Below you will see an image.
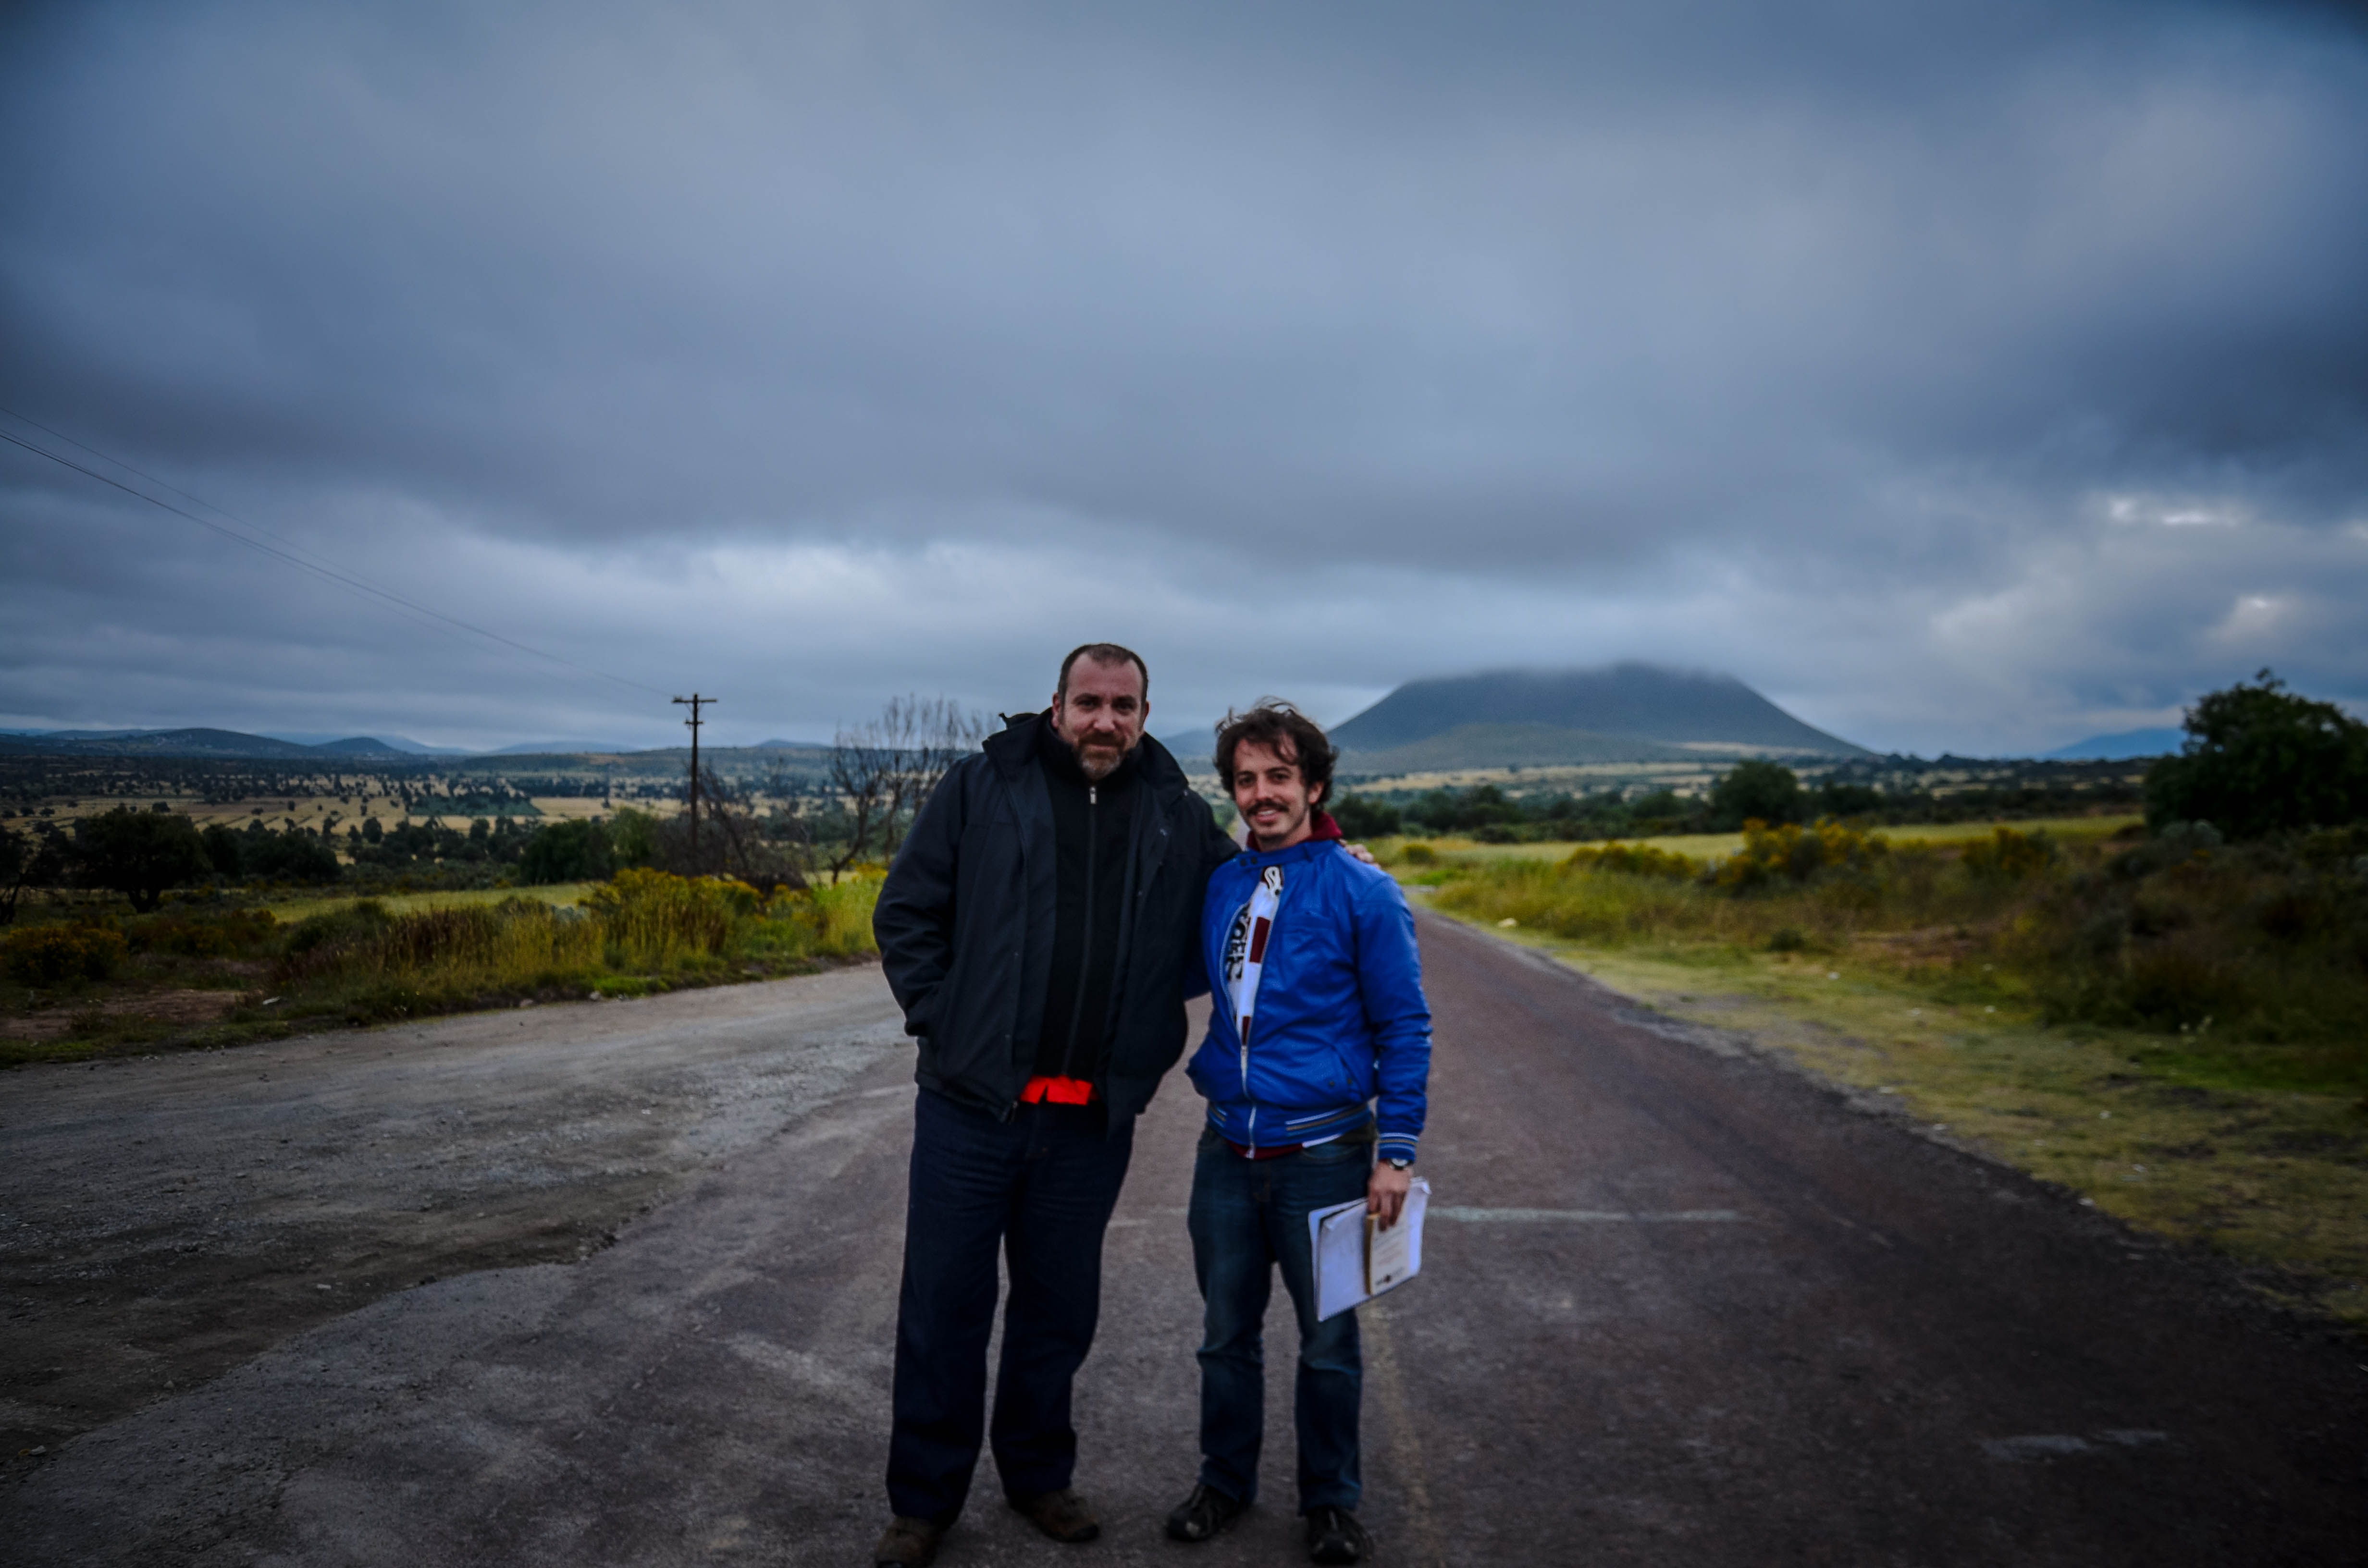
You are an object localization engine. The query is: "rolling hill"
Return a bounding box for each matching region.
[1330,665,1869,772]
[2041,728,2183,761]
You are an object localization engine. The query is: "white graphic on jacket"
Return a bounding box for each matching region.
[1222,865,1284,1135]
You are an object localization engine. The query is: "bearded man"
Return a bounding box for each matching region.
[868,643,1240,1567]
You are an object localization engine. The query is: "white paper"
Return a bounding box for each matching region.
[1308,1177,1430,1322]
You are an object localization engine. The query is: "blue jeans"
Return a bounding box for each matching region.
[886,1088,1135,1523]
[1187,1125,1370,1513]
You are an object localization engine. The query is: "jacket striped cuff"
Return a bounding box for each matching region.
[1377,1133,1419,1164]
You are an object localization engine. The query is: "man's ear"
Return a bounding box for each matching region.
[1308,779,1327,808]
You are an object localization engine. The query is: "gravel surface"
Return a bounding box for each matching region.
[0,966,902,1471]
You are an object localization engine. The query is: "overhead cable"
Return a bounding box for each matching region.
[0,410,670,701]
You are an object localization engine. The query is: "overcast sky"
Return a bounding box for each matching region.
[3,0,2364,756]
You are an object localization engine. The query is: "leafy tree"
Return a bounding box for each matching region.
[200,823,245,878]
[2146,669,2368,839]
[1709,760,1803,829]
[519,818,614,883]
[1813,779,1885,818]
[608,808,660,869]
[73,806,212,912]
[0,824,68,925]
[242,828,344,884]
[1330,794,1402,838]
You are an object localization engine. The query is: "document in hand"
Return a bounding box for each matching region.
[1308,1177,1431,1322]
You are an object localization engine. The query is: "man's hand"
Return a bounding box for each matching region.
[1345,842,1380,867]
[1368,1161,1412,1228]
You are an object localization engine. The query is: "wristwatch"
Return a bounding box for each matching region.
[1385,1156,1414,1171]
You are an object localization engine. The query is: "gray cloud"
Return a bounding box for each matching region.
[3,0,2365,754]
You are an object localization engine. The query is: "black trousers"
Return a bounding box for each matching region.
[885,1088,1135,1523]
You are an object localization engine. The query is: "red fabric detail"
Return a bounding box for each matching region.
[1223,1138,1304,1161]
[1245,810,1344,852]
[1020,1075,1098,1106]
[1247,915,1271,965]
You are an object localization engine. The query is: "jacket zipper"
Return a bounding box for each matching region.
[1242,857,1255,1150]
[1059,783,1098,1079]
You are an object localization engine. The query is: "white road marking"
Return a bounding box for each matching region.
[1432,1206,1747,1223]
[1982,1430,2169,1461]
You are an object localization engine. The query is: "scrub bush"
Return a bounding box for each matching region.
[2,923,129,985]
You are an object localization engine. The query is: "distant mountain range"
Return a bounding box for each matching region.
[263,732,476,756]
[0,727,420,761]
[1328,664,1870,774]
[2041,727,2183,761]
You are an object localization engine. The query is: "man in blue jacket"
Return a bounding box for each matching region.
[1166,702,1432,1566]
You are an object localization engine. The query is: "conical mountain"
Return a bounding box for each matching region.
[1331,664,1867,771]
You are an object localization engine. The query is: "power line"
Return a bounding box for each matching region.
[0,411,673,702]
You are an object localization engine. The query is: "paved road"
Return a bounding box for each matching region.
[5,914,2362,1565]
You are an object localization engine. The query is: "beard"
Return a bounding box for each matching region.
[1072,735,1128,781]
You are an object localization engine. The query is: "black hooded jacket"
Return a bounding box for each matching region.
[873,712,1241,1123]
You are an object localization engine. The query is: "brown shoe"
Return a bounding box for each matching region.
[1007,1487,1100,1543]
[872,1515,948,1567]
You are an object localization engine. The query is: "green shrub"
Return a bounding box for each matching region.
[1712,818,1888,892]
[279,899,603,995]
[1960,826,2056,882]
[124,906,279,958]
[1563,841,1698,880]
[283,899,395,960]
[586,868,753,970]
[2,923,130,985]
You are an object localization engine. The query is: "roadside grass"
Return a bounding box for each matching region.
[0,871,880,1067]
[257,882,598,923]
[1385,813,2142,867]
[1404,818,2368,1327]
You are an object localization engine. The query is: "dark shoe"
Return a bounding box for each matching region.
[872,1515,947,1568]
[1008,1487,1100,1544]
[1304,1505,1372,1565]
[1165,1482,1248,1543]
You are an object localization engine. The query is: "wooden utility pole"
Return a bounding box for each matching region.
[673,694,715,870]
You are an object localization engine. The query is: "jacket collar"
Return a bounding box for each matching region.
[988,710,1187,797]
[1239,812,1344,866]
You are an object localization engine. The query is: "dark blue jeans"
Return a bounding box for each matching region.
[886,1088,1135,1524]
[1187,1125,1370,1513]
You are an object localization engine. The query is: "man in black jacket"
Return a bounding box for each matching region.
[870,643,1239,1567]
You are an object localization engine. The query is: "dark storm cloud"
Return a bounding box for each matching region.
[1,0,2364,752]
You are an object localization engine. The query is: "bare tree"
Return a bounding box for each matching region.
[825,696,988,880]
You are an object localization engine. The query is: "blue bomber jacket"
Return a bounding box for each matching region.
[1187,833,1432,1164]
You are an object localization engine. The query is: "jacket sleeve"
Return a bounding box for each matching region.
[873,762,969,1039]
[1353,874,1432,1164]
[1179,798,1241,1003]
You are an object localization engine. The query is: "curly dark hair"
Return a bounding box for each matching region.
[1213,701,1336,806]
